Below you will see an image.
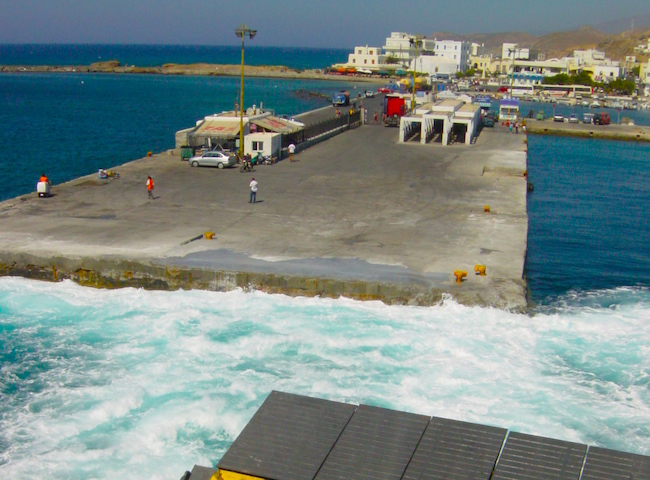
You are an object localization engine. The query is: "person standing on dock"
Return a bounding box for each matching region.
[249,177,258,203]
[146,176,154,200]
[288,143,296,162]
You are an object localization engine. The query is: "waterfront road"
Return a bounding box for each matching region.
[0,119,528,309]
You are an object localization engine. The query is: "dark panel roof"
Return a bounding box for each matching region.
[217,391,356,480]
[491,431,587,480]
[402,416,508,480]
[581,446,650,480]
[314,404,430,480]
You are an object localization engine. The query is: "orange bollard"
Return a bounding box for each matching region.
[453,270,467,283]
[484,205,491,213]
[474,265,486,276]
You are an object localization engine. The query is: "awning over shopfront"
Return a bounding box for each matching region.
[250,116,303,134]
[191,120,242,139]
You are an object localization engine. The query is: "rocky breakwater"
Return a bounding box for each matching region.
[0,60,381,82]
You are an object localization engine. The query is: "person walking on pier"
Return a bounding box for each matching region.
[146,176,154,200]
[288,143,296,162]
[249,177,258,203]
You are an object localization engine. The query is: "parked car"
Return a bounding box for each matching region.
[594,112,611,125]
[365,90,375,98]
[189,151,237,169]
[481,116,495,128]
[553,114,565,122]
[568,114,579,124]
[583,113,595,124]
[536,110,545,121]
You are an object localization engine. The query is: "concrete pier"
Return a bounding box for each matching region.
[0,106,528,310]
[527,120,650,142]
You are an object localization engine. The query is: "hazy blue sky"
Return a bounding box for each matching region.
[0,0,648,48]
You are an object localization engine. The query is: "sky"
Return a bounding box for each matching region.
[0,0,648,48]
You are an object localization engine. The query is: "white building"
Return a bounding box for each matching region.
[347,45,385,69]
[433,40,471,73]
[382,32,435,68]
[502,43,529,60]
[470,42,485,56]
[588,62,621,82]
[411,56,460,77]
[634,39,650,54]
[573,49,606,66]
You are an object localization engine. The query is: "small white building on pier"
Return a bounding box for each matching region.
[399,99,481,146]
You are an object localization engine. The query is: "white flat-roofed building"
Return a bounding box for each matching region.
[634,39,650,54]
[471,43,485,56]
[433,40,471,73]
[347,45,385,69]
[573,49,606,66]
[411,56,461,76]
[502,43,529,60]
[588,63,621,82]
[383,32,435,68]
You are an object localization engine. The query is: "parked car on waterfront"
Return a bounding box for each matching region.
[536,110,545,121]
[553,114,565,122]
[568,114,579,124]
[594,112,611,125]
[365,90,375,98]
[188,151,237,169]
[583,113,594,124]
[481,116,495,128]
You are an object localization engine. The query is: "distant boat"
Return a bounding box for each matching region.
[589,101,600,108]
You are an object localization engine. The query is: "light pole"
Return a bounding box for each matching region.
[409,35,424,112]
[235,23,256,157]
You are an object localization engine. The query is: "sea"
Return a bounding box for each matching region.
[1,45,650,479]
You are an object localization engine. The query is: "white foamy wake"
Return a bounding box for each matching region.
[0,278,649,479]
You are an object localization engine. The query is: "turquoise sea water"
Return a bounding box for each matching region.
[1,53,650,477]
[0,73,361,202]
[0,44,350,70]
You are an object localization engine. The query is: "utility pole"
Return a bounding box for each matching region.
[409,35,425,112]
[508,46,519,97]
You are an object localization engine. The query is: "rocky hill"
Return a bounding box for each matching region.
[430,26,649,61]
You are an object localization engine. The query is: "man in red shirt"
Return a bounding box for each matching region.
[146,176,154,200]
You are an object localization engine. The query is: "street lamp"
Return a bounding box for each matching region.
[235,23,257,157]
[409,35,424,112]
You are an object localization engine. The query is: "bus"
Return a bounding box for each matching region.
[511,85,535,97]
[499,98,520,122]
[539,84,592,97]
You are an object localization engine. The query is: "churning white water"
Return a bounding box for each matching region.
[1,278,649,479]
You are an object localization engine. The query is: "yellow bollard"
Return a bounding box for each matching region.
[474,264,486,276]
[453,270,467,283]
[483,205,490,213]
[147,151,153,157]
[204,231,215,240]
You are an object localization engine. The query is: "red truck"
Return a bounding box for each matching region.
[383,94,406,127]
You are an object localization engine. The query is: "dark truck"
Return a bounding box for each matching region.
[383,94,406,127]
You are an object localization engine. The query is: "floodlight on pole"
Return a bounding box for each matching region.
[235,23,257,157]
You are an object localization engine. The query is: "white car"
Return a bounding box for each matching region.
[365,90,375,98]
[188,151,236,169]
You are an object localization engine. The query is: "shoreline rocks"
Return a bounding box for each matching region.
[0,61,384,83]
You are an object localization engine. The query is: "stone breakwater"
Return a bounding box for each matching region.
[0,60,382,82]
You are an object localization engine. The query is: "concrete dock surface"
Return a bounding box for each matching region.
[0,121,528,310]
[527,119,650,142]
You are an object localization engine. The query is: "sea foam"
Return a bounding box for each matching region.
[1,278,649,479]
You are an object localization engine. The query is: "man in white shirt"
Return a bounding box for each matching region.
[288,143,296,162]
[249,177,258,203]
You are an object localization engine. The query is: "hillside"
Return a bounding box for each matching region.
[430,26,649,62]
